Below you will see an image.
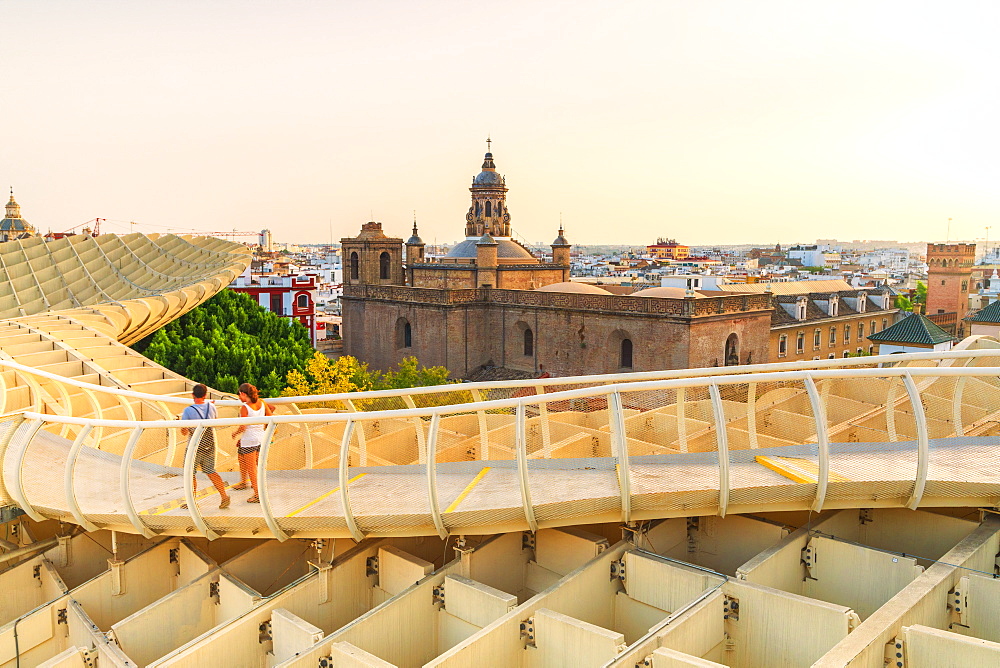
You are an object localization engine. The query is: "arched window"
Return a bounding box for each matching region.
[350,252,359,280]
[882,318,888,331]
[796,332,805,353]
[829,326,836,345]
[725,333,739,366]
[475,201,481,217]
[523,328,533,356]
[871,320,877,335]
[485,201,492,217]
[843,325,850,344]
[620,338,633,368]
[778,335,787,357]
[296,294,308,309]
[379,252,390,280]
[395,318,412,349]
[858,322,864,340]
[813,329,821,349]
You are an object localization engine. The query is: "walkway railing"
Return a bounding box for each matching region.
[2,360,998,541]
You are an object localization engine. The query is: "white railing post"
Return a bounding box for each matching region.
[256,422,289,542]
[886,377,899,442]
[5,419,46,522]
[338,420,365,542]
[402,395,427,464]
[120,426,155,539]
[344,400,367,466]
[952,357,975,436]
[181,425,219,540]
[902,372,929,509]
[425,414,448,539]
[64,424,98,532]
[708,383,730,517]
[676,387,688,452]
[536,384,552,455]
[470,389,490,460]
[804,376,830,512]
[515,401,537,533]
[609,391,631,524]
[287,403,314,469]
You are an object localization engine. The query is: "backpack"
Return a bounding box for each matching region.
[191,404,215,453]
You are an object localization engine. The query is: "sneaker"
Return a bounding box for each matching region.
[219,496,231,510]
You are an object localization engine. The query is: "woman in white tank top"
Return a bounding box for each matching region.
[232,382,274,503]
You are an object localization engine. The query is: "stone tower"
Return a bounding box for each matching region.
[465,139,511,239]
[341,221,404,287]
[926,242,975,318]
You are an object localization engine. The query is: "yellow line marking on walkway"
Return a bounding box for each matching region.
[444,467,491,514]
[141,483,236,516]
[284,473,368,518]
[755,456,852,484]
[781,457,852,483]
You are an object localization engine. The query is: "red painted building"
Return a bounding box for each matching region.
[230,273,319,346]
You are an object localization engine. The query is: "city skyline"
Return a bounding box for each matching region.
[3,1,999,245]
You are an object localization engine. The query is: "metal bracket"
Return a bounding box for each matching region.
[611,558,626,582]
[310,560,334,604]
[169,547,179,564]
[885,636,905,668]
[318,657,333,668]
[109,558,126,596]
[723,595,740,621]
[366,555,379,578]
[801,540,816,578]
[522,531,536,551]
[258,619,272,643]
[860,508,873,525]
[53,535,71,568]
[432,584,445,608]
[947,577,969,628]
[57,608,68,625]
[520,616,535,648]
[636,656,653,667]
[209,581,220,603]
[33,564,41,587]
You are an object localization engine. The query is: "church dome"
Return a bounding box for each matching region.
[445,237,534,260]
[536,282,610,295]
[631,286,704,299]
[472,152,505,187]
[1,191,35,236]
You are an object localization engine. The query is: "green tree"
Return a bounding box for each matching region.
[134,289,315,397]
[282,353,462,408]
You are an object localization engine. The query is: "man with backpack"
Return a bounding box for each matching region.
[180,384,231,509]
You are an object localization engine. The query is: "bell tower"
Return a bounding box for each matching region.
[465,138,511,238]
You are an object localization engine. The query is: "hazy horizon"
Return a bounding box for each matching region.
[4,1,998,246]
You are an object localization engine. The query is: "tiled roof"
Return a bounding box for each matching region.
[968,300,1000,323]
[868,313,956,345]
[717,279,853,295]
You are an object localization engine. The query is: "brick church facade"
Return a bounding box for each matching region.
[341,146,774,379]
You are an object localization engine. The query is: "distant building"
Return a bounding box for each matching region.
[230,273,319,346]
[258,229,274,252]
[740,280,898,360]
[868,312,956,354]
[0,190,36,242]
[341,146,773,378]
[646,238,690,261]
[925,243,975,337]
[786,244,840,268]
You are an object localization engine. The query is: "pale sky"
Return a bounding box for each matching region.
[3,1,999,246]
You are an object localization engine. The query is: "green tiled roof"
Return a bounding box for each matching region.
[969,300,1000,323]
[868,313,956,345]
